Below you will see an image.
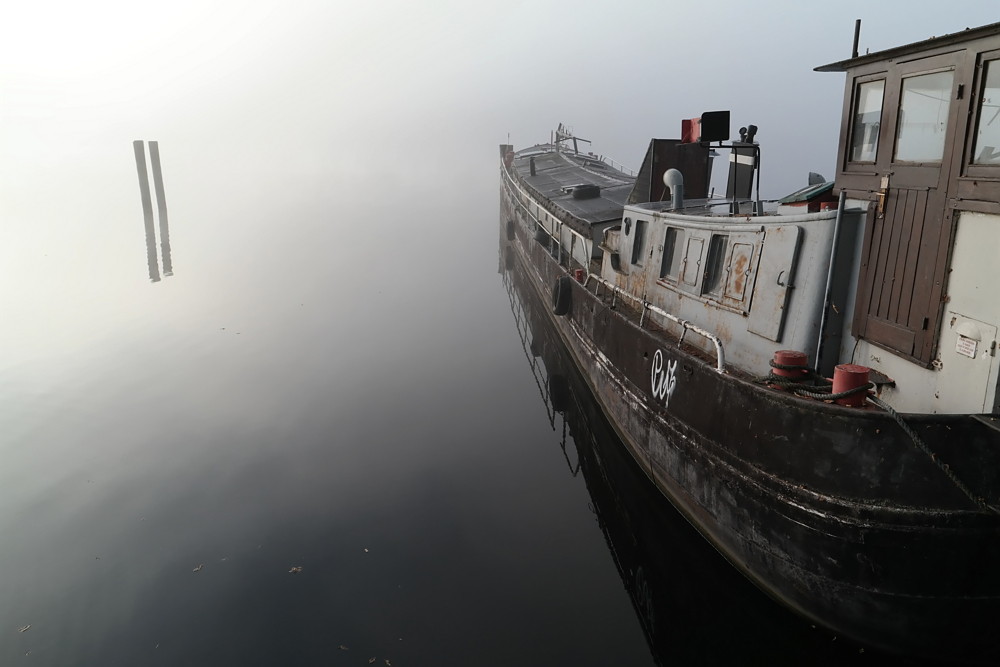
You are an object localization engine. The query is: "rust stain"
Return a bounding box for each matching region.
[732,253,749,295]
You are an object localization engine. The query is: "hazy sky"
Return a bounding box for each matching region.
[3,1,999,199]
[3,2,999,361]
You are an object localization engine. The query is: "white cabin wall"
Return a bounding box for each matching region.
[603,206,843,375]
[845,209,1000,414]
[771,216,837,363]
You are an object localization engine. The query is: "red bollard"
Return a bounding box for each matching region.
[574,268,586,283]
[832,364,870,407]
[772,350,809,380]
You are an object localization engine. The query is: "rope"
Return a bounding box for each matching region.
[753,361,868,398]
[867,395,1000,516]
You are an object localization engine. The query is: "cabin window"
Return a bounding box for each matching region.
[702,234,728,296]
[894,70,955,162]
[659,227,684,280]
[973,59,1000,164]
[850,80,884,162]
[631,220,647,265]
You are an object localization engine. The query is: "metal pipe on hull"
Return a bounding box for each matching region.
[816,190,847,373]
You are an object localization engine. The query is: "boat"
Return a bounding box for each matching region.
[500,252,928,665]
[497,22,1000,663]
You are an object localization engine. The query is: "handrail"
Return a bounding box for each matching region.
[502,165,577,253]
[502,165,559,242]
[501,268,557,426]
[555,151,634,184]
[598,155,636,177]
[502,268,582,478]
[585,273,727,374]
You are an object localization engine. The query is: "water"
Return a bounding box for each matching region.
[1,92,658,662]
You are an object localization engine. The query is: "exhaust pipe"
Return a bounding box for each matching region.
[663,168,684,210]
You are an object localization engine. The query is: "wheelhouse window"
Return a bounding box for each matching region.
[894,70,954,162]
[631,220,647,265]
[850,80,884,162]
[973,59,1000,164]
[702,234,729,296]
[659,227,683,280]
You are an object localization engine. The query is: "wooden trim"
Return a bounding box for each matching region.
[836,174,879,194]
[951,196,1000,215]
[959,49,1000,185]
[816,24,1000,72]
[840,73,888,174]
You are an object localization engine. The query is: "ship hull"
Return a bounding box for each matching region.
[500,191,1000,662]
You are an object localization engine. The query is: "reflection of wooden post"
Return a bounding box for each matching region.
[133,140,160,282]
[148,141,172,276]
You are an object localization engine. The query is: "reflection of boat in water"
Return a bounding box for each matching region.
[498,23,1000,663]
[500,249,944,666]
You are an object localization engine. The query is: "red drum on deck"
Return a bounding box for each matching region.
[772,350,809,380]
[832,364,870,407]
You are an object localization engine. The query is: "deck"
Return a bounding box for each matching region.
[511,146,635,234]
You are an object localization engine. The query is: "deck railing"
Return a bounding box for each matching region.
[597,155,636,177]
[584,274,726,374]
[501,161,727,375]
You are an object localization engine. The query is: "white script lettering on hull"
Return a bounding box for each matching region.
[650,350,678,408]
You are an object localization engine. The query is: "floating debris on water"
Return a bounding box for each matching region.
[192,564,204,572]
[18,625,30,633]
[338,644,348,651]
[368,659,376,664]
[289,566,303,574]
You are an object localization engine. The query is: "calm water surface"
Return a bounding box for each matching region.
[1,107,653,663]
[1,67,959,667]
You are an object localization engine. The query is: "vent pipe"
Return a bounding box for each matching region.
[663,168,684,210]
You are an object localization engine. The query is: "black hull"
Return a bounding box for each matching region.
[500,256,958,665]
[500,194,1000,663]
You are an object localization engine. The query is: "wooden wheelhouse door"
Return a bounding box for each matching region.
[852,52,966,364]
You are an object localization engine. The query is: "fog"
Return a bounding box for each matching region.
[2,4,999,664]
[5,2,999,193]
[3,1,998,360]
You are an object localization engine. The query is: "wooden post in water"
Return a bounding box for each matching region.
[133,140,160,282]
[148,141,172,276]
